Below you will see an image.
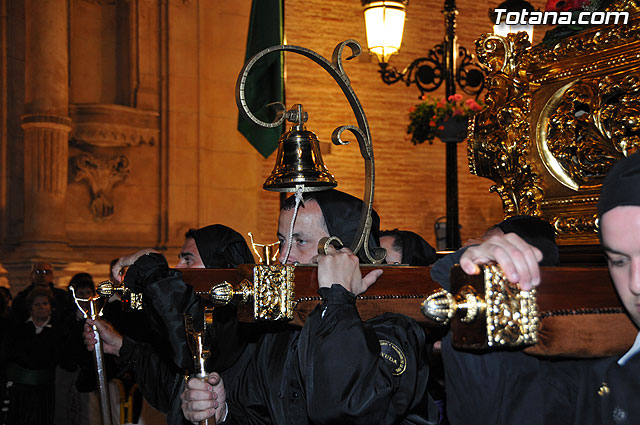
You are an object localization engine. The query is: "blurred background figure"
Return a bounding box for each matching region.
[55,272,98,425]
[0,286,11,339]
[1,287,67,425]
[380,229,438,266]
[11,262,74,325]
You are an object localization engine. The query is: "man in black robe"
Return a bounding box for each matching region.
[379,229,437,266]
[181,189,436,425]
[437,154,640,424]
[84,224,256,424]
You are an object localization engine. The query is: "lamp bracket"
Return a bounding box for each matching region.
[236,40,385,264]
[380,43,485,98]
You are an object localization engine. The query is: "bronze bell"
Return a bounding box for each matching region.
[264,104,337,192]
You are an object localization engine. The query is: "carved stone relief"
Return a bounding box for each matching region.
[71,153,130,220]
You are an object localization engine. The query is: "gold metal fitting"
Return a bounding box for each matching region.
[420,289,456,324]
[208,265,295,321]
[420,286,485,325]
[421,264,539,349]
[96,280,143,310]
[208,280,253,306]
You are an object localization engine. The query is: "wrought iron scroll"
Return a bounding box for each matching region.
[235,39,385,264]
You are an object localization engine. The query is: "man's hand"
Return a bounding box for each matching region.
[111,248,159,282]
[83,318,123,356]
[315,246,383,296]
[459,233,543,290]
[181,373,227,424]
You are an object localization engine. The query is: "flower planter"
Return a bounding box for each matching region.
[435,115,468,143]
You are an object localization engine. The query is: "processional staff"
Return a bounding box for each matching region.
[70,287,113,425]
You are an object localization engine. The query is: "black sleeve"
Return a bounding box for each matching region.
[116,335,184,414]
[297,284,431,425]
[429,247,468,291]
[143,273,248,374]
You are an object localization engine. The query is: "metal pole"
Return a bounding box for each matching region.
[443,0,462,250]
[89,301,113,425]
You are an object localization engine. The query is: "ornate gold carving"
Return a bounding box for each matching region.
[484,265,538,347]
[421,264,538,348]
[551,214,598,235]
[537,74,640,191]
[253,265,295,321]
[208,265,295,321]
[70,104,159,148]
[470,11,640,244]
[530,27,640,76]
[71,153,130,220]
[469,33,544,217]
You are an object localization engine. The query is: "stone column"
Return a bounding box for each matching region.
[20,0,71,248]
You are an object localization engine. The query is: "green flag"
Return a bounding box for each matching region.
[238,0,284,158]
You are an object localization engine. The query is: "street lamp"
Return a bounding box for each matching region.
[362,0,484,250]
[362,0,408,65]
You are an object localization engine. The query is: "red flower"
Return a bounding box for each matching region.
[409,106,416,113]
[545,0,588,11]
[573,0,590,8]
[437,125,445,131]
[429,120,436,127]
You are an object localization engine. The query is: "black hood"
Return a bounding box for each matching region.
[190,224,255,268]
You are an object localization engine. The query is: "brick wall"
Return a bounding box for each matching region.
[255,0,549,248]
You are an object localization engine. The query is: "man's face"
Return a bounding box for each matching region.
[30,295,52,322]
[176,237,205,268]
[31,262,54,286]
[75,286,95,300]
[380,236,402,264]
[601,205,640,328]
[277,200,330,264]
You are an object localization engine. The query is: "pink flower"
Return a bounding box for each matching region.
[447,94,463,102]
[465,99,482,111]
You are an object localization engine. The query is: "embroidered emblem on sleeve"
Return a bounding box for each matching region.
[379,339,407,376]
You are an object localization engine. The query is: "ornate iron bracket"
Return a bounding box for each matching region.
[380,44,485,98]
[235,39,385,264]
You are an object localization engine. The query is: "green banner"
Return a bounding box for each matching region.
[238,0,284,158]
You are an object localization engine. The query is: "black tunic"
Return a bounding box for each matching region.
[224,285,436,425]
[431,251,640,425]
